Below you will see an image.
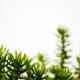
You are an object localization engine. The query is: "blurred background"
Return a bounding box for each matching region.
[0,0,80,67]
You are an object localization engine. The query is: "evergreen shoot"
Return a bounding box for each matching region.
[56,26,71,68]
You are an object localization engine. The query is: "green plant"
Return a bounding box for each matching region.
[37,52,47,66]
[75,54,80,79]
[50,66,73,80]
[56,26,71,68]
[0,45,9,79]
[27,63,47,80]
[6,51,31,80]
[0,26,80,80]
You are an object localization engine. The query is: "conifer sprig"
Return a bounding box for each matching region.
[75,54,80,79]
[56,26,71,68]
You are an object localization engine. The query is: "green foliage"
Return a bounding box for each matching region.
[75,55,80,79]
[37,52,45,63]
[0,26,80,80]
[6,51,31,80]
[37,52,46,66]
[27,63,47,80]
[0,45,9,79]
[50,66,73,80]
[56,26,71,68]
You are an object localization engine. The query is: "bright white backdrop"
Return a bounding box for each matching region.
[0,0,80,66]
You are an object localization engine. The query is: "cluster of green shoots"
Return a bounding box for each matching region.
[0,26,80,80]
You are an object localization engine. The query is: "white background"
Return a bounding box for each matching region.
[0,0,80,66]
